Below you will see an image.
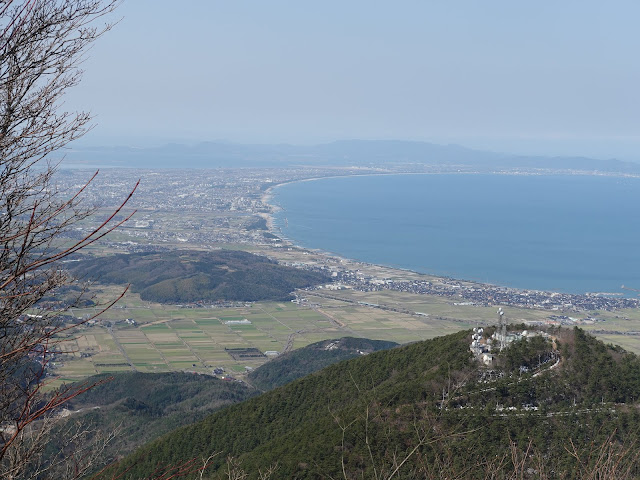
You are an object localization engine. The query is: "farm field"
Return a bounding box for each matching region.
[48,285,475,386]
[48,282,640,389]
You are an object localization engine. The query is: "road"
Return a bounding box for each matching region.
[106,324,137,371]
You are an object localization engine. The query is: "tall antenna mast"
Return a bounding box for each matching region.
[498,307,506,351]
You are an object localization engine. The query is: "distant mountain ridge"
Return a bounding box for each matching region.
[64,139,640,174]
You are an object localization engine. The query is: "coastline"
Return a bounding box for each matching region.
[259,172,640,301]
[260,173,453,280]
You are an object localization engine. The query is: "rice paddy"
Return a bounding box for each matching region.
[48,284,640,389]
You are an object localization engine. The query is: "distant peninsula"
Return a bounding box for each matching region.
[65,139,640,176]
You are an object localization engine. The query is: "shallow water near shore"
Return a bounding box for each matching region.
[272,174,640,296]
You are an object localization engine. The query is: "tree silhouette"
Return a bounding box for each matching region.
[0,1,135,477]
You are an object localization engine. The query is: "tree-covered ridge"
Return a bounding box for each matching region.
[101,331,473,478]
[248,337,398,391]
[71,250,330,303]
[461,327,640,411]
[102,328,640,479]
[42,372,258,475]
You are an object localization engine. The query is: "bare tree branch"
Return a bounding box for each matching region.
[0,1,131,478]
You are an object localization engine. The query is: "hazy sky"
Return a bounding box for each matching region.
[68,1,640,160]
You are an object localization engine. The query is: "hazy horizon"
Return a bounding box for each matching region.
[66,1,640,162]
[69,137,640,165]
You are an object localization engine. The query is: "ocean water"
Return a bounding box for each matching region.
[272,174,640,295]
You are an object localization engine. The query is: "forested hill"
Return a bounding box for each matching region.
[102,328,640,479]
[248,337,398,391]
[70,250,329,303]
[41,372,258,477]
[42,339,396,475]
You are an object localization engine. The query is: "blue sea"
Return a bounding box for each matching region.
[272,174,640,295]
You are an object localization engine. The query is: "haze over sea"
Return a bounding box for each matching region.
[273,174,640,296]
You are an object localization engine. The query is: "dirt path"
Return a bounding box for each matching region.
[106,324,137,371]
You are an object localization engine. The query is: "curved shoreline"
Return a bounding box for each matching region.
[259,172,640,300]
[261,171,452,237]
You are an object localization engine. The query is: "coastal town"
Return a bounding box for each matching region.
[54,166,640,320]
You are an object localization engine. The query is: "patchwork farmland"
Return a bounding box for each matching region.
[48,284,640,389]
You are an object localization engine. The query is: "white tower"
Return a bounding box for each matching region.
[497,307,506,351]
